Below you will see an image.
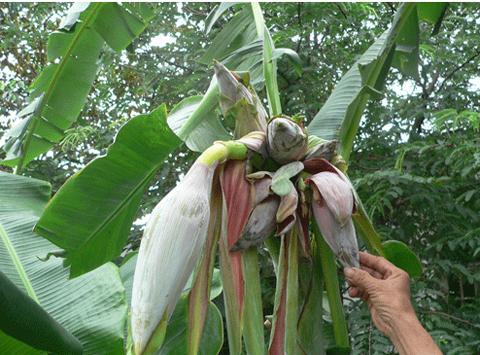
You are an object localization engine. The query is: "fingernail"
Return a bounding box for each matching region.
[344,267,354,277]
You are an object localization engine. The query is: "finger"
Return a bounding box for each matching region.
[359,252,395,277]
[361,265,383,279]
[348,287,360,298]
[344,267,378,292]
[361,293,369,302]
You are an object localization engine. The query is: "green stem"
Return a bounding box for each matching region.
[177,83,219,140]
[313,221,350,351]
[285,229,299,355]
[251,2,282,116]
[197,141,247,167]
[352,202,385,257]
[243,248,266,355]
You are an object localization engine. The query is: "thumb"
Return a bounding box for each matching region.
[344,267,377,292]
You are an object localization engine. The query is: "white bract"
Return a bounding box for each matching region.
[131,161,215,354]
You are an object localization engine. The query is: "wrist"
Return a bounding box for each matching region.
[388,311,441,355]
[387,309,419,338]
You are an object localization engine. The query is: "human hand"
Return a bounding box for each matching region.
[344,252,442,355]
[344,251,414,337]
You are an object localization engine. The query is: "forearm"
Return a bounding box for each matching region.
[388,312,442,355]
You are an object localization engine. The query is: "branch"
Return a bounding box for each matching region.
[436,48,480,93]
[336,4,348,19]
[418,308,480,329]
[384,3,396,16]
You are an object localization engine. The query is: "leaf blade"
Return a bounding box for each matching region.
[34,105,181,277]
[0,172,127,354]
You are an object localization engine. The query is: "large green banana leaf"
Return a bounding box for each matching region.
[307,3,448,162]
[34,104,181,277]
[0,172,127,354]
[0,3,154,171]
[307,3,417,161]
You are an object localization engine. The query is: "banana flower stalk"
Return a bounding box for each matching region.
[131,141,247,355]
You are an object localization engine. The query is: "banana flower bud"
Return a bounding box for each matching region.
[131,161,216,354]
[267,116,308,164]
[231,195,280,251]
[214,61,268,136]
[306,160,359,268]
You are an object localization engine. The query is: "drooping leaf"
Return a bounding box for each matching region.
[307,3,417,161]
[200,7,257,65]
[392,7,419,78]
[34,104,181,277]
[0,270,82,354]
[382,240,423,278]
[168,94,231,152]
[204,2,239,34]
[0,172,127,354]
[272,47,303,76]
[0,3,154,171]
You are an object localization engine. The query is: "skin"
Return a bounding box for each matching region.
[344,252,443,355]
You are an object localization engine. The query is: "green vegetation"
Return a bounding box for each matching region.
[0,3,478,354]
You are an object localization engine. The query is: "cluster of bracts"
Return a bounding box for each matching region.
[131,62,360,354]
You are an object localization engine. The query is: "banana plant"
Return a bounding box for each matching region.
[0,2,448,354]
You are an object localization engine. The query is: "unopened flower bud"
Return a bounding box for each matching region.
[267,116,308,164]
[131,161,216,354]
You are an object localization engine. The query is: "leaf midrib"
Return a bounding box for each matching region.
[35,162,162,258]
[16,3,104,172]
[84,166,159,247]
[0,223,39,303]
